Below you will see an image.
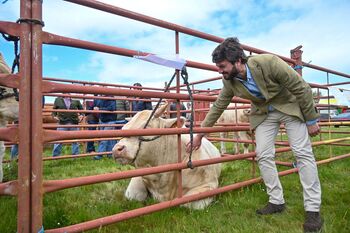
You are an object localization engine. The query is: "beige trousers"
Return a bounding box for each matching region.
[255,110,321,212]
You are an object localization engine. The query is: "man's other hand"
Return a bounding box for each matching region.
[307,123,320,137]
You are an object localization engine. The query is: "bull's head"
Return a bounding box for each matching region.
[113,102,186,165]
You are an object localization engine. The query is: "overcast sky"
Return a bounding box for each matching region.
[1,0,350,101]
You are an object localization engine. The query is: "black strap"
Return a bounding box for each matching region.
[16,18,45,27]
[1,30,20,101]
[181,67,194,169]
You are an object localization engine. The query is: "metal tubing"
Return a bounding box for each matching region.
[45,153,350,233]
[0,180,18,196]
[17,1,32,232]
[0,73,20,88]
[42,80,219,101]
[0,21,21,37]
[42,137,350,194]
[31,1,44,231]
[63,0,295,64]
[43,126,251,142]
[0,127,18,143]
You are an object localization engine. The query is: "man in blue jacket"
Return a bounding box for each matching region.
[93,96,117,160]
[131,83,152,113]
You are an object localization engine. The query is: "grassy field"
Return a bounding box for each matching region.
[1,127,349,233]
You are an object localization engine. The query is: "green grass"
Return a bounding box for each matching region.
[1,127,349,232]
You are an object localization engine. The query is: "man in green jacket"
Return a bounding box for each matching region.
[186,37,322,232]
[52,95,83,156]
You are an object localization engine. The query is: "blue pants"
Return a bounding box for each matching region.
[11,144,18,160]
[53,124,80,157]
[98,120,127,156]
[86,120,98,153]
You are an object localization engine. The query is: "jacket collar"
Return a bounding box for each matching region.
[246,58,269,101]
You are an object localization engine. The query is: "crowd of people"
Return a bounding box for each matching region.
[49,82,190,160]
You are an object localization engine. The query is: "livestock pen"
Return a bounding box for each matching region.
[0,1,349,232]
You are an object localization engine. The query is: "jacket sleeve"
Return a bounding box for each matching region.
[78,101,83,110]
[201,82,234,127]
[271,56,319,121]
[52,98,59,117]
[100,100,115,111]
[145,101,153,110]
[124,100,130,111]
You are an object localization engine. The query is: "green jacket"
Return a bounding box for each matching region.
[52,97,83,124]
[202,54,319,130]
[116,99,130,121]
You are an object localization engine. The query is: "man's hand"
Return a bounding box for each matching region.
[78,115,84,123]
[307,123,320,137]
[186,134,204,153]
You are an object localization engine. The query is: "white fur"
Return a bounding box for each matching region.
[113,110,221,209]
[217,104,251,154]
[0,54,19,182]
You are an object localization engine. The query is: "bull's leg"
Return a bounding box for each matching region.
[233,132,239,154]
[0,141,4,182]
[125,176,148,201]
[239,131,250,154]
[220,132,226,154]
[182,185,215,209]
[243,144,249,154]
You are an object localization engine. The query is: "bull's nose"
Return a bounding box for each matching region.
[113,144,125,157]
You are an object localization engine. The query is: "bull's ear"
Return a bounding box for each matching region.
[164,117,186,128]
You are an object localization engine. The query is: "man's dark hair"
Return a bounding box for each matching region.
[212,37,247,64]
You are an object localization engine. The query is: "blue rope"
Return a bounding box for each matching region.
[293,65,303,70]
[37,226,44,233]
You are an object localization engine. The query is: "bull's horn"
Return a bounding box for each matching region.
[154,101,169,118]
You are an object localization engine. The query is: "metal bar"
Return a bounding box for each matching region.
[43,76,165,91]
[43,126,251,143]
[0,73,20,88]
[30,1,44,231]
[303,62,350,79]
[0,180,18,196]
[326,81,350,87]
[42,137,350,194]
[0,21,21,37]
[42,80,250,103]
[0,127,18,143]
[17,1,32,232]
[63,0,295,64]
[175,31,183,199]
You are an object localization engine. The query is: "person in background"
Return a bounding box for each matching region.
[169,102,186,118]
[131,83,152,114]
[93,96,117,160]
[85,98,99,153]
[115,98,130,135]
[186,37,322,233]
[52,95,83,157]
[11,96,45,159]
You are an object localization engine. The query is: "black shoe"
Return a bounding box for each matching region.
[256,202,285,215]
[303,211,323,232]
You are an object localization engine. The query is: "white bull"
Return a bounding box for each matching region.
[0,53,19,182]
[216,104,251,154]
[113,103,221,209]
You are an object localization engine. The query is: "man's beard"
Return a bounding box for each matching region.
[223,66,239,80]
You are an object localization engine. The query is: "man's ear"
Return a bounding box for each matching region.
[164,117,186,128]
